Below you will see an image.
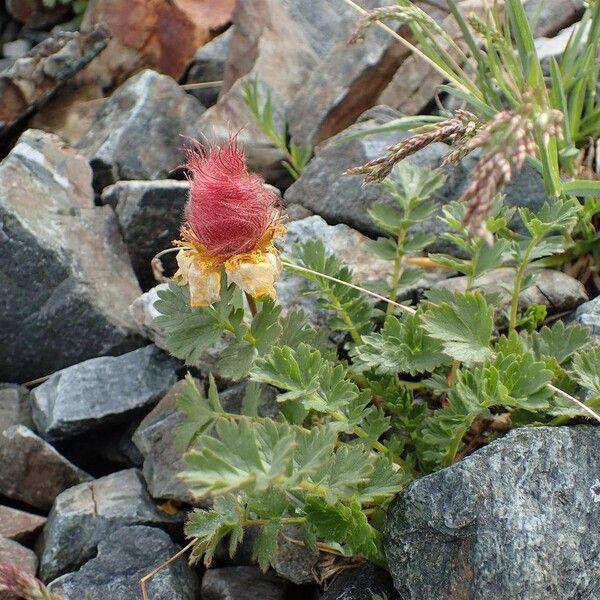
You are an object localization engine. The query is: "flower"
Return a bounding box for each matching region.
[174,139,286,307]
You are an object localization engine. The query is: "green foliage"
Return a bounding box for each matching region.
[242,79,312,179]
[42,0,87,14]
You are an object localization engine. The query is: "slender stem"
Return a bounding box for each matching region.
[245,293,257,317]
[386,228,409,317]
[508,240,537,333]
[465,241,481,291]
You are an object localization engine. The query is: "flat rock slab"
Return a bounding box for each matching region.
[32,345,179,441]
[0,425,91,511]
[201,566,287,600]
[101,180,189,290]
[0,537,38,575]
[0,505,46,544]
[0,384,32,432]
[385,426,600,600]
[77,69,205,192]
[0,129,143,383]
[39,468,180,582]
[48,525,199,600]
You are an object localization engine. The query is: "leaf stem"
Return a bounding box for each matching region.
[508,238,537,333]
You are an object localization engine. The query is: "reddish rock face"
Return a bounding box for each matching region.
[79,0,235,89]
[5,0,70,28]
[0,506,46,545]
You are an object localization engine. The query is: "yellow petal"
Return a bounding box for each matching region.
[225,251,282,301]
[188,261,221,307]
[174,249,194,285]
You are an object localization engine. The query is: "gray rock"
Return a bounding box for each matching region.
[31,345,179,441]
[436,268,588,324]
[575,296,600,341]
[133,380,278,503]
[0,537,37,575]
[48,525,199,600]
[271,525,318,585]
[186,27,234,107]
[2,38,31,59]
[321,563,400,600]
[201,566,286,600]
[77,69,205,192]
[285,109,551,251]
[0,129,144,383]
[0,425,91,511]
[39,468,181,582]
[101,180,189,290]
[385,426,600,600]
[0,384,32,432]
[526,0,584,36]
[0,505,46,545]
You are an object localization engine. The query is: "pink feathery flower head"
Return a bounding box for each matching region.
[183,138,281,260]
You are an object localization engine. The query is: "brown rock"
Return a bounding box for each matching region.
[79,0,234,90]
[0,384,32,432]
[6,0,70,28]
[0,537,37,575]
[0,506,46,545]
[0,425,91,511]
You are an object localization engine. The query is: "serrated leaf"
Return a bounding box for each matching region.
[368,203,407,234]
[421,291,494,365]
[356,455,408,503]
[367,237,398,261]
[572,346,600,396]
[403,232,436,253]
[531,321,591,365]
[175,375,217,449]
[217,340,256,380]
[253,520,281,572]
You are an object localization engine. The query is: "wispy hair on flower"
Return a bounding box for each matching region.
[174,138,286,307]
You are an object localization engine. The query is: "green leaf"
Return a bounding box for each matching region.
[368,204,406,234]
[217,340,256,380]
[356,455,408,503]
[175,375,218,449]
[253,520,281,572]
[421,291,494,365]
[572,346,600,396]
[531,321,591,365]
[367,237,398,261]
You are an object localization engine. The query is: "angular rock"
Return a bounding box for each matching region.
[271,525,318,585]
[48,525,199,600]
[79,0,234,89]
[201,566,286,600]
[0,537,37,575]
[385,426,600,600]
[320,563,400,600]
[32,345,179,441]
[39,468,180,582]
[575,296,600,341]
[186,27,234,107]
[101,180,189,290]
[436,268,588,323]
[0,129,143,383]
[132,380,278,503]
[0,505,46,545]
[0,384,32,432]
[285,108,551,249]
[77,69,205,192]
[0,425,91,511]
[526,0,584,36]
[6,0,69,27]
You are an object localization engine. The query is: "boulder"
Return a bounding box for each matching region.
[0,384,32,432]
[0,129,143,383]
[0,537,37,576]
[201,566,286,600]
[101,180,189,290]
[320,563,400,600]
[271,525,318,585]
[6,0,70,29]
[39,468,180,582]
[77,69,205,192]
[0,505,46,545]
[385,426,600,600]
[0,425,91,511]
[575,296,600,342]
[78,0,234,89]
[48,525,199,600]
[31,345,180,441]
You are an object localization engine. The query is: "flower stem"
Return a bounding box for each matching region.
[508,238,537,333]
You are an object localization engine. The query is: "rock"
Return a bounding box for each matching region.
[130,284,172,350]
[285,108,551,250]
[2,38,31,59]
[0,384,32,432]
[436,268,588,323]
[0,129,144,383]
[101,180,189,290]
[48,525,199,600]
[78,0,234,90]
[201,566,286,600]
[6,0,70,28]
[77,69,205,192]
[0,537,37,575]
[386,426,600,600]
[575,296,600,341]
[321,564,400,600]
[0,505,46,545]
[133,380,278,503]
[271,525,318,585]
[186,27,234,107]
[31,345,179,441]
[39,468,180,582]
[527,0,584,36]
[0,425,91,511]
